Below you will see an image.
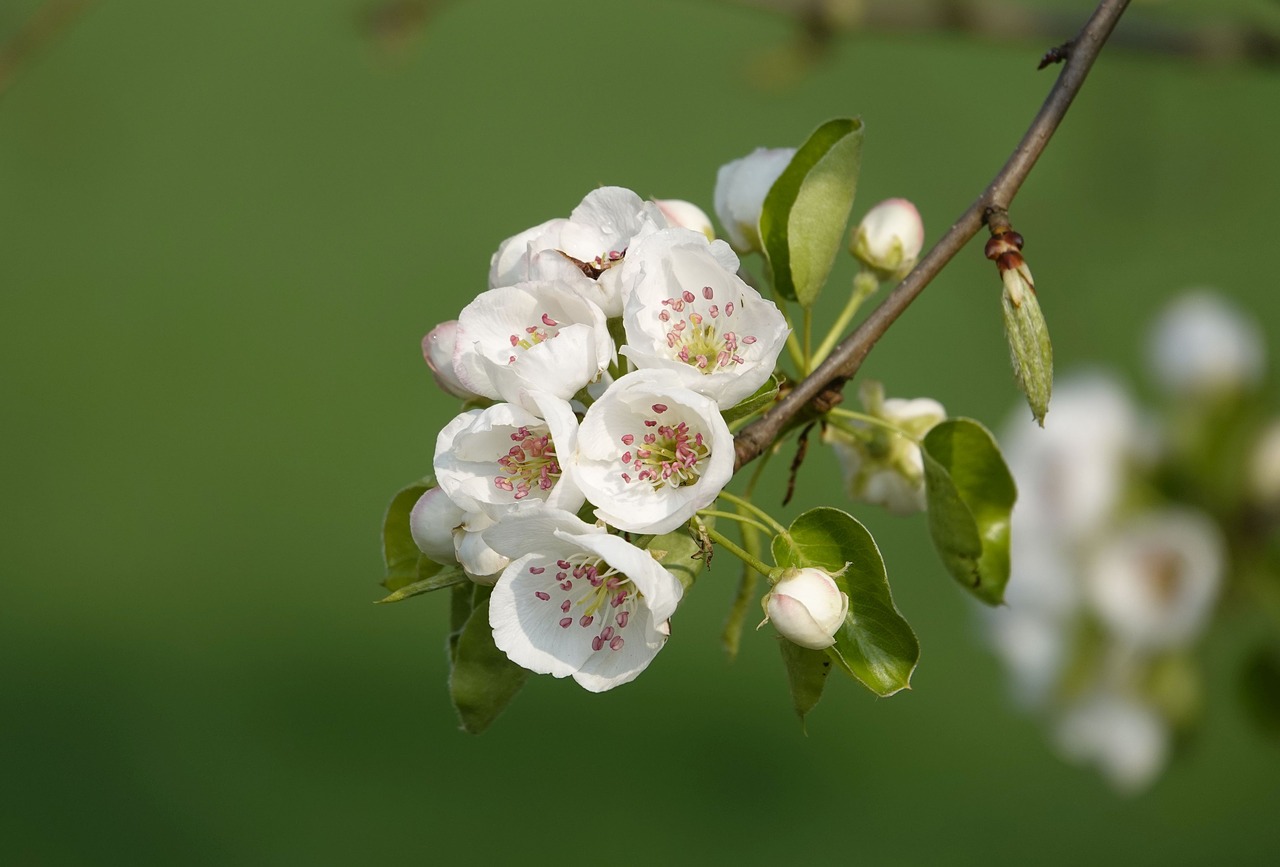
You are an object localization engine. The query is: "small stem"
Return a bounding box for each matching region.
[697,509,774,536]
[811,270,880,369]
[706,526,777,578]
[828,406,920,442]
[802,307,813,373]
[716,489,789,535]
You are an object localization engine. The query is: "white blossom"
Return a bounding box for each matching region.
[620,228,789,408]
[573,369,734,534]
[433,394,582,520]
[1084,509,1224,651]
[488,187,668,316]
[1054,693,1169,794]
[850,198,925,280]
[452,280,613,414]
[486,506,684,692]
[714,146,794,254]
[761,567,849,650]
[1147,290,1265,397]
[408,487,509,584]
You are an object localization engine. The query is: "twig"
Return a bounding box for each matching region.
[733,0,1131,471]
[0,0,94,100]
[725,0,1279,68]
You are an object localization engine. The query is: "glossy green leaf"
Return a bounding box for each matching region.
[779,639,832,729]
[921,418,1017,606]
[772,507,918,696]
[376,564,467,604]
[760,118,864,308]
[721,375,780,424]
[381,477,432,591]
[449,588,529,734]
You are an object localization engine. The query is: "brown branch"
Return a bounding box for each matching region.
[727,0,1279,67]
[0,0,94,100]
[733,0,1132,471]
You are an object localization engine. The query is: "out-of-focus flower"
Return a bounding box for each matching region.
[489,187,668,317]
[452,280,613,413]
[849,198,924,281]
[572,369,734,534]
[1084,509,1224,651]
[760,567,849,649]
[1002,374,1140,543]
[433,394,582,520]
[653,199,714,240]
[485,506,684,692]
[620,228,790,408]
[713,147,795,254]
[823,381,945,515]
[1054,693,1169,794]
[422,320,477,399]
[1147,290,1265,398]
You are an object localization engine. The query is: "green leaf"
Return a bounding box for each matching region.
[779,639,832,728]
[381,477,432,591]
[760,118,864,308]
[1002,284,1053,426]
[772,507,918,696]
[722,375,780,424]
[921,418,1017,606]
[449,587,529,734]
[376,564,467,603]
[447,582,475,664]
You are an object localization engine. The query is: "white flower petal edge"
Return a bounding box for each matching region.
[573,369,734,534]
[714,147,795,254]
[421,320,477,399]
[453,281,612,413]
[620,228,789,408]
[432,393,583,519]
[486,506,684,692]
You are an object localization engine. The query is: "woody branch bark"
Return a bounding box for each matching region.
[733,0,1132,471]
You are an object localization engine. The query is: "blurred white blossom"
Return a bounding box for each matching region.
[1147,290,1265,397]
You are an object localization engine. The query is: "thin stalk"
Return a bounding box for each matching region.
[811,270,880,369]
[706,526,776,578]
[716,489,789,535]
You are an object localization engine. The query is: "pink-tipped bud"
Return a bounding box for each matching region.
[654,199,715,241]
[761,567,849,649]
[850,198,925,280]
[422,320,477,400]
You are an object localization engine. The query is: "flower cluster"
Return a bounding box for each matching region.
[983,289,1272,791]
[412,186,789,691]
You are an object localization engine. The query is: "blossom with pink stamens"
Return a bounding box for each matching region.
[485,506,684,692]
[620,229,789,408]
[572,369,734,534]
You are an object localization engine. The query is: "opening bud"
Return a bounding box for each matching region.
[653,199,715,241]
[761,566,850,650]
[713,147,796,254]
[849,198,924,281]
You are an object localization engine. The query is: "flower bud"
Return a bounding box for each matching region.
[849,198,924,280]
[653,199,714,241]
[761,567,849,649]
[421,320,478,400]
[713,147,795,254]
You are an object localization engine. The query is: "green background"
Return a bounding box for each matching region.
[3,0,1278,863]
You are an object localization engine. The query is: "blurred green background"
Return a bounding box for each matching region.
[3,0,1278,863]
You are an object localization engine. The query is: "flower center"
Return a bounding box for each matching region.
[616,403,711,489]
[529,554,637,652]
[493,425,561,500]
[562,248,626,280]
[506,312,561,364]
[657,285,758,374]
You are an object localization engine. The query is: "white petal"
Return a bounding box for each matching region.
[572,614,670,692]
[490,553,595,678]
[483,505,600,560]
[559,529,684,623]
